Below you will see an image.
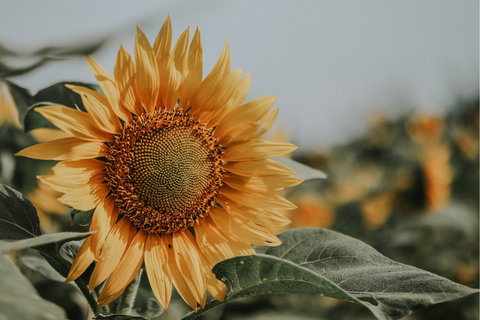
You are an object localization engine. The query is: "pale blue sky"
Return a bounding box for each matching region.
[0,0,478,149]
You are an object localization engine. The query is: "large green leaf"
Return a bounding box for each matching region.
[0,231,96,254]
[0,254,67,320]
[273,157,327,180]
[212,228,478,320]
[0,183,40,240]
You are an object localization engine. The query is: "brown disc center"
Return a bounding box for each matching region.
[105,109,224,234]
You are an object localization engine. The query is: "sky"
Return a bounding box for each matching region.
[0,0,478,150]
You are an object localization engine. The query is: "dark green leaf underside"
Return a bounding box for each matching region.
[0,183,40,241]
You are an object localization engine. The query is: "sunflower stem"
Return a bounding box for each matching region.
[75,277,99,314]
[179,299,225,320]
[35,243,98,313]
[117,269,143,315]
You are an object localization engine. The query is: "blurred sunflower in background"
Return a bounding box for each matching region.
[0,81,70,231]
[17,16,302,311]
[0,82,22,128]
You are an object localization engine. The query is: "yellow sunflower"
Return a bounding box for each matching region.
[0,81,22,128]
[16,16,301,311]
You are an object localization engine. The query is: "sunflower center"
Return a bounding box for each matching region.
[105,109,224,234]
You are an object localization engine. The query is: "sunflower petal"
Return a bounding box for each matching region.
[200,253,226,302]
[144,233,172,312]
[215,95,275,139]
[223,159,295,177]
[135,26,159,112]
[29,128,72,142]
[162,28,189,109]
[97,290,124,309]
[217,123,257,146]
[85,56,131,122]
[58,181,109,211]
[191,42,231,114]
[165,234,198,311]
[89,197,119,263]
[220,185,296,210]
[35,105,112,142]
[217,195,291,226]
[153,15,172,73]
[37,175,73,194]
[65,237,94,283]
[38,172,104,194]
[208,72,251,127]
[98,229,147,303]
[66,84,121,134]
[179,27,203,110]
[51,159,106,176]
[195,216,255,265]
[15,137,108,160]
[194,68,243,122]
[115,45,142,116]
[209,207,281,246]
[223,173,303,194]
[89,216,137,290]
[172,230,206,307]
[223,139,297,162]
[249,107,279,139]
[220,107,279,146]
[39,161,105,193]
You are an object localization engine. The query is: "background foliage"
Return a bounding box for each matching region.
[0,34,478,320]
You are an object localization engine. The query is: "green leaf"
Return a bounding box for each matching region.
[273,157,327,180]
[0,183,40,241]
[59,239,83,264]
[71,209,94,226]
[0,254,67,320]
[20,252,66,282]
[93,313,149,320]
[0,231,96,253]
[38,240,87,281]
[23,102,63,132]
[212,228,478,320]
[33,81,101,111]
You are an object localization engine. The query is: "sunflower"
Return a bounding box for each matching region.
[27,180,69,232]
[16,16,301,311]
[0,81,22,128]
